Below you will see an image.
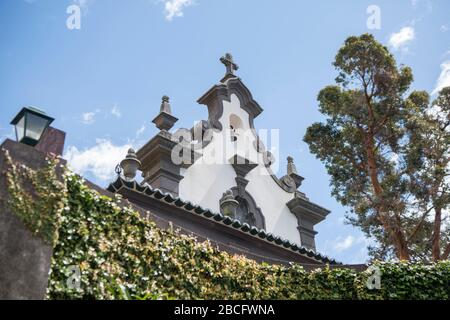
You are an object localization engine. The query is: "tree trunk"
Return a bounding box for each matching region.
[394,229,411,260]
[363,89,410,260]
[365,132,410,260]
[431,207,442,261]
[442,244,450,260]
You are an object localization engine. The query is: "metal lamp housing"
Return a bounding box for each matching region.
[10,107,54,147]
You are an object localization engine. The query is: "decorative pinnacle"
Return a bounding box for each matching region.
[160,95,172,114]
[219,189,239,218]
[120,148,141,181]
[153,95,178,131]
[126,148,139,160]
[221,189,236,202]
[220,53,239,80]
[287,156,298,175]
[286,155,304,189]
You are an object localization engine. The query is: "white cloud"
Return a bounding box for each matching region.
[337,216,346,225]
[332,235,372,254]
[136,125,146,137]
[388,26,415,51]
[432,60,450,95]
[441,25,449,32]
[111,105,121,119]
[333,235,356,252]
[81,111,96,124]
[64,139,131,183]
[163,0,195,21]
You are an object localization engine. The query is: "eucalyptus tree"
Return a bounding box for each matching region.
[304,34,450,261]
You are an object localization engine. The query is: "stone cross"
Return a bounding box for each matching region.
[220,53,239,76]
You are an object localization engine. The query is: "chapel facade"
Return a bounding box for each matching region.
[108,54,335,265]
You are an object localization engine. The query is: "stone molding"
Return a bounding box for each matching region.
[286,193,330,250]
[197,77,263,132]
[137,131,183,197]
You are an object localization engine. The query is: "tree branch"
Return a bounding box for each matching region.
[407,205,434,242]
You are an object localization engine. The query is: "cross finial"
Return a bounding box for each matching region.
[220,53,239,80]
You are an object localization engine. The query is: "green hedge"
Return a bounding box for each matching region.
[5,157,450,299]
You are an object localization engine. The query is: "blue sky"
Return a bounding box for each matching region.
[1,0,449,263]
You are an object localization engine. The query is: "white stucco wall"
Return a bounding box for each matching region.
[178,93,300,245]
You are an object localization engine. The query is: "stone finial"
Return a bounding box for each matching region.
[160,95,172,114]
[120,148,141,181]
[287,156,297,175]
[284,156,304,189]
[219,189,239,218]
[152,95,178,131]
[126,147,138,159]
[220,53,239,82]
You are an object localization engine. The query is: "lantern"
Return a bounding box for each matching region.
[10,107,54,147]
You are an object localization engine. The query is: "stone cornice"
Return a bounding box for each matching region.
[136,130,183,196]
[286,193,331,225]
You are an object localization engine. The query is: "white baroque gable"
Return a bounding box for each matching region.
[137,56,330,251]
[179,82,301,245]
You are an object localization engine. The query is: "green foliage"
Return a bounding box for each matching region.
[5,159,450,299]
[4,150,66,246]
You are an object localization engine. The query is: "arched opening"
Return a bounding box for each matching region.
[235,197,256,226]
[230,188,265,229]
[229,114,243,142]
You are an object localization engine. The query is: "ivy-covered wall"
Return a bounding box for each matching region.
[4,155,450,300]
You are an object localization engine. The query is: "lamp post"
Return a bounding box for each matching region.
[10,106,54,147]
